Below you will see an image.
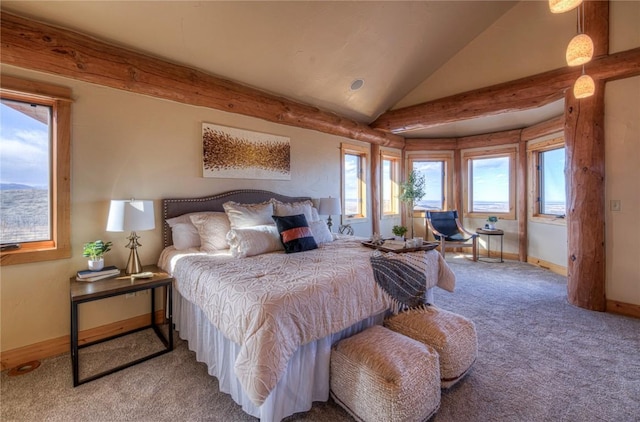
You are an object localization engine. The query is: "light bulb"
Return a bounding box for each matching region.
[549,0,583,13]
[574,74,595,99]
[566,34,594,66]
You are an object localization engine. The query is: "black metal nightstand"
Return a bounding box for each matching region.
[69,265,173,386]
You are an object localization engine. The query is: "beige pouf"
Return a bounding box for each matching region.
[330,325,441,422]
[385,306,478,389]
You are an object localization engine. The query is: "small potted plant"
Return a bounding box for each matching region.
[83,240,113,271]
[486,216,498,230]
[392,225,408,240]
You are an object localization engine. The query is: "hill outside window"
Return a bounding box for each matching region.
[0,76,72,265]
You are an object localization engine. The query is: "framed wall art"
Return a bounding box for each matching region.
[202,123,291,180]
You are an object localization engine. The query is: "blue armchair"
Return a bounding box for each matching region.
[426,210,478,261]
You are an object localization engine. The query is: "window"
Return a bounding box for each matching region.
[381,151,400,216]
[463,148,516,219]
[538,148,566,216]
[528,137,566,220]
[0,76,72,265]
[342,143,368,220]
[412,161,444,210]
[408,153,453,212]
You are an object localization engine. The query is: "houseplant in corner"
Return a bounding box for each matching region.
[83,240,113,271]
[398,169,426,238]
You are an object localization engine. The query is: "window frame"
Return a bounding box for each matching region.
[462,147,517,220]
[341,143,369,222]
[528,136,567,224]
[407,152,454,213]
[0,76,72,265]
[380,149,401,218]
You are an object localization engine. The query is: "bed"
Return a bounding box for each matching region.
[158,189,455,422]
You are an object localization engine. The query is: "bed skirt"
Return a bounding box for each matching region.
[173,290,387,422]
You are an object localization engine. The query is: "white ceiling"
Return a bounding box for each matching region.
[1,1,558,139]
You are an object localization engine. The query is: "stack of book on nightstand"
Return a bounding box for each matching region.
[76,266,120,282]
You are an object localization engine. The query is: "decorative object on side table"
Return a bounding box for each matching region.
[82,239,112,271]
[371,233,385,246]
[319,197,341,232]
[485,216,498,230]
[76,265,120,282]
[106,199,155,275]
[361,239,438,253]
[392,225,408,240]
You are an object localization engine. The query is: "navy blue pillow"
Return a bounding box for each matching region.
[272,214,318,253]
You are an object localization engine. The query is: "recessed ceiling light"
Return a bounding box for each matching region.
[350,79,365,91]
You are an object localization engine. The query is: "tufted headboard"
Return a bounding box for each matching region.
[161,189,312,248]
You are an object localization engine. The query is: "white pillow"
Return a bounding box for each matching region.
[166,211,220,250]
[189,213,232,252]
[272,199,317,223]
[226,225,284,258]
[169,223,202,250]
[223,201,275,229]
[309,220,333,244]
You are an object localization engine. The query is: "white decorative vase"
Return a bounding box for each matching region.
[88,258,104,271]
[487,224,495,230]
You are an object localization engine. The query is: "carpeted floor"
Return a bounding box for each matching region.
[2,255,639,421]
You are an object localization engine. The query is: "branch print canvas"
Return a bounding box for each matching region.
[202,123,291,180]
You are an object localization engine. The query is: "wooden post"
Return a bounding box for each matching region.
[453,149,462,213]
[564,80,606,311]
[517,134,528,262]
[370,144,381,235]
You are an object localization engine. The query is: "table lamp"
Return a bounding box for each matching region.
[106,199,155,274]
[319,197,342,232]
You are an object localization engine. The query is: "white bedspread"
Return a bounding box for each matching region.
[159,237,455,406]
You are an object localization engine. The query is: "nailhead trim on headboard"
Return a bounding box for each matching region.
[161,189,312,248]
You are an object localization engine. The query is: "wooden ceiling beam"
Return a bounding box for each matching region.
[0,12,404,148]
[372,47,640,134]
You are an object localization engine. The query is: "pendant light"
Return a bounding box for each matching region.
[566,4,593,66]
[549,0,583,14]
[566,34,594,66]
[574,69,595,99]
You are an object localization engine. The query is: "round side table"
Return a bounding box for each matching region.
[476,228,504,263]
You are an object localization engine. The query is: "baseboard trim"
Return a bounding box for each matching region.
[0,310,165,371]
[606,299,640,319]
[527,257,567,276]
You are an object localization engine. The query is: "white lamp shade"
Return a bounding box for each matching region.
[549,0,582,13]
[573,74,595,99]
[318,197,342,216]
[106,200,155,232]
[566,34,594,66]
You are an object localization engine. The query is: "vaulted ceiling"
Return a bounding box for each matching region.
[2,1,565,139]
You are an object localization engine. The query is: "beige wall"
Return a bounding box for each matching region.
[604,76,640,305]
[0,65,353,351]
[605,0,640,305]
[396,1,575,108]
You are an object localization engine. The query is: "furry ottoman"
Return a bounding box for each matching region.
[385,306,478,388]
[330,325,440,422]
